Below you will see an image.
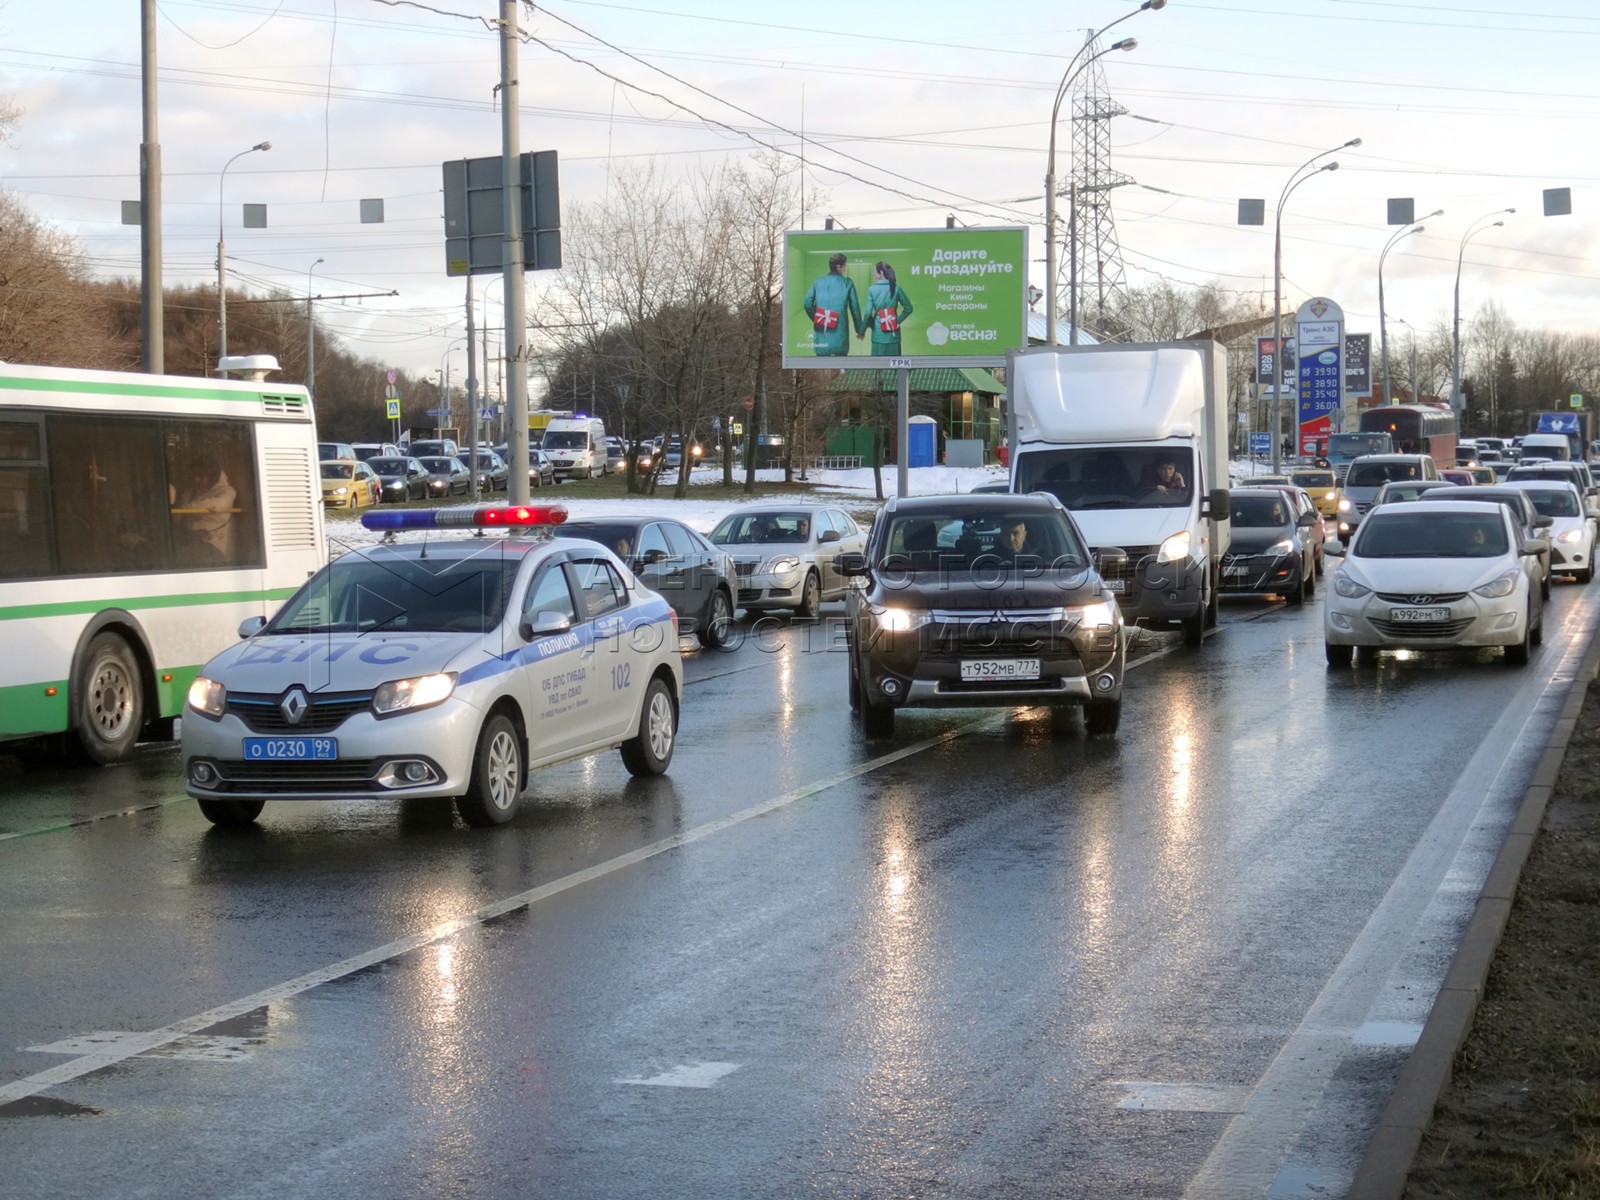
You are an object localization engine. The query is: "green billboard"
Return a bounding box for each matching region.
[782,227,1027,369]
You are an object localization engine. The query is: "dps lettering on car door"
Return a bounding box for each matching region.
[520,560,588,757]
[567,557,638,745]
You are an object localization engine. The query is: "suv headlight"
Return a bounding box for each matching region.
[1473,568,1522,599]
[1069,600,1119,629]
[373,672,458,716]
[1332,572,1371,599]
[874,606,931,632]
[763,556,801,577]
[187,676,227,719]
[1156,530,1191,564]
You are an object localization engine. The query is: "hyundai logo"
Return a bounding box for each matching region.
[1408,595,1435,606]
[279,686,309,725]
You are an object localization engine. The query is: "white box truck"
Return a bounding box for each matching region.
[1007,340,1232,647]
[541,416,608,481]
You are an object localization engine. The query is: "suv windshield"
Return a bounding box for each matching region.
[1346,460,1421,487]
[268,554,518,633]
[877,507,1085,571]
[1355,511,1509,558]
[1014,447,1195,510]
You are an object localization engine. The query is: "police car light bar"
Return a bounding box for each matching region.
[361,504,568,532]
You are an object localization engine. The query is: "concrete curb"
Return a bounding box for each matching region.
[1346,625,1600,1200]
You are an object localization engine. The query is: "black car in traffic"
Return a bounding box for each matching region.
[367,455,431,503]
[839,493,1126,738]
[415,455,471,497]
[1219,487,1320,604]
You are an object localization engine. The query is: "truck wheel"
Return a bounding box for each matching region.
[1182,609,1205,646]
[75,632,145,764]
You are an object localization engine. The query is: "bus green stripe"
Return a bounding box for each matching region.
[0,375,304,404]
[0,586,299,623]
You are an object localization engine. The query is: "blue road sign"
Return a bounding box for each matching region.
[425,408,449,417]
[1249,432,1272,456]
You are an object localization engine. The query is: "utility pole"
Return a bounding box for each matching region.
[499,0,531,505]
[139,0,163,373]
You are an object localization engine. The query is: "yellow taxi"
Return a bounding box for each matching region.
[1290,467,1340,519]
[320,459,380,509]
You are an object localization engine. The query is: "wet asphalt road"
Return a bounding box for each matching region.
[2,580,1597,1200]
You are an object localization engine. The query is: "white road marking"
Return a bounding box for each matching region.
[1180,594,1600,1199]
[0,621,1189,1106]
[1114,1082,1252,1113]
[617,1062,741,1089]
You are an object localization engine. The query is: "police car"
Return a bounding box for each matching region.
[182,504,683,828]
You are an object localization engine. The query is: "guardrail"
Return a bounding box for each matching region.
[812,456,864,471]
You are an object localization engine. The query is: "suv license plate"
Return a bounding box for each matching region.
[1103,579,1126,593]
[243,737,339,761]
[1387,607,1450,623]
[961,659,1040,681]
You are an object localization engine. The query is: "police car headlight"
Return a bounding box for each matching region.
[187,676,227,718]
[764,556,801,577]
[373,672,458,716]
[1156,531,1191,564]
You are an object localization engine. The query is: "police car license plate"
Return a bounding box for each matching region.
[961,659,1040,681]
[1387,607,1450,623]
[243,737,338,761]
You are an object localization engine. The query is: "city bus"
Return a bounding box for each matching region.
[1357,404,1457,472]
[1,361,325,763]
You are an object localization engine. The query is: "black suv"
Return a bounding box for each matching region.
[839,494,1126,739]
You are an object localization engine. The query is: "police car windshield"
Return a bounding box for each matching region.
[268,555,518,633]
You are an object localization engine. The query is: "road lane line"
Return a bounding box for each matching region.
[1180,588,1600,1198]
[0,629,1199,1104]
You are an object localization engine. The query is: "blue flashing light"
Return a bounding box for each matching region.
[361,504,568,532]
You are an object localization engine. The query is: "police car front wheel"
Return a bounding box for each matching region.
[457,713,525,827]
[620,677,676,777]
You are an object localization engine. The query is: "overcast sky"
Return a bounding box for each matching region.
[1,0,1592,384]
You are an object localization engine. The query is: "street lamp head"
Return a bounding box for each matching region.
[1504,207,1516,215]
[253,141,272,152]
[1323,161,1340,173]
[1141,0,1166,10]
[1344,137,1363,148]
[1424,208,1444,219]
[1112,37,1137,51]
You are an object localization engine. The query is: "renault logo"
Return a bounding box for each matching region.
[279,686,309,725]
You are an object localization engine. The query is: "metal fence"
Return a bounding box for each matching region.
[811,456,865,471]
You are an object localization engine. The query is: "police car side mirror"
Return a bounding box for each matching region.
[238,615,266,639]
[520,611,573,641]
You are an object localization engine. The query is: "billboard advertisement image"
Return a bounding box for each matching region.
[782,228,1027,369]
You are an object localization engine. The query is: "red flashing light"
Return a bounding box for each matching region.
[478,505,567,527]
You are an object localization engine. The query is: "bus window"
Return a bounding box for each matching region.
[164,421,262,570]
[48,416,171,576]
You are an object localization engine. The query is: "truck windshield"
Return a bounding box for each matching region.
[1326,433,1392,463]
[1014,448,1195,510]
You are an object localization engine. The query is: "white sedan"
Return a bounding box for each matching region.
[708,505,868,617]
[1504,479,1595,584]
[1324,499,1544,667]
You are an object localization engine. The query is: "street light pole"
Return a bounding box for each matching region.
[1453,208,1514,417]
[1379,210,1440,408]
[216,140,271,369]
[1271,137,1361,472]
[305,257,323,402]
[1043,0,1163,347]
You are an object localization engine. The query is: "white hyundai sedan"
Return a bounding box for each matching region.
[1504,479,1595,584]
[183,504,683,828]
[1324,499,1544,667]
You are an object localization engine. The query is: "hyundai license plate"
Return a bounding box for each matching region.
[1387,607,1450,623]
[960,659,1040,682]
[243,737,338,761]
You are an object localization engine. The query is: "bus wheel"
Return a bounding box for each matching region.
[75,632,144,764]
